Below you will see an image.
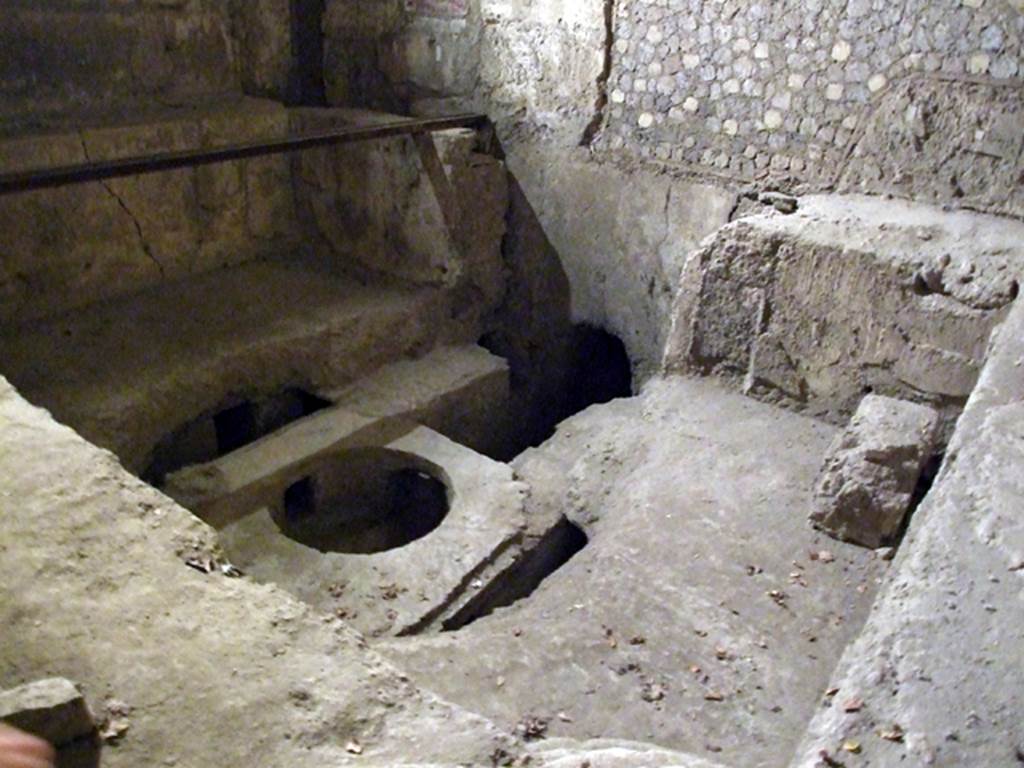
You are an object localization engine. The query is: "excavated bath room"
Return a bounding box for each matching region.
[1,3,1023,768]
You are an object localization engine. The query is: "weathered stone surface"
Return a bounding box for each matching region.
[0,377,516,768]
[164,344,511,527]
[506,143,735,379]
[0,262,474,474]
[840,78,1024,218]
[218,425,528,638]
[291,108,509,324]
[323,0,1022,216]
[0,98,296,324]
[381,376,888,768]
[0,4,238,124]
[0,679,94,748]
[811,395,940,548]
[664,194,1024,424]
[528,738,730,768]
[230,0,292,99]
[326,344,512,457]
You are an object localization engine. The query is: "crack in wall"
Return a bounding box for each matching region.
[580,0,616,147]
[77,133,165,276]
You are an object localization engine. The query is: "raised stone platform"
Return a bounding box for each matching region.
[664,194,1024,428]
[380,376,889,767]
[0,261,463,473]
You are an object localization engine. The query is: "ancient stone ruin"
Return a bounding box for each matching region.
[0,2,1021,767]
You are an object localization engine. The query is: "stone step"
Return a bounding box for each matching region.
[0,261,465,474]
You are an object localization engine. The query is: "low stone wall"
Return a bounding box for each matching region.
[663,194,1023,423]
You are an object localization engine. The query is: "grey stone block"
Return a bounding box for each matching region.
[0,678,94,748]
[810,394,940,547]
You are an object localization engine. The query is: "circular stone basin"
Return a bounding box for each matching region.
[272,447,451,554]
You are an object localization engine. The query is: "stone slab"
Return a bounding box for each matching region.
[164,344,510,526]
[664,194,1024,423]
[0,679,93,748]
[380,376,889,768]
[811,395,940,548]
[0,261,460,475]
[325,343,511,456]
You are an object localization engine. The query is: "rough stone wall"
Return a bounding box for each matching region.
[507,145,734,376]
[291,109,510,323]
[0,1,306,126]
[321,0,606,142]
[321,0,1023,380]
[602,0,1024,215]
[0,100,297,325]
[231,0,293,99]
[0,1,240,125]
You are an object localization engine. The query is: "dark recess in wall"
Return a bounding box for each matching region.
[563,324,634,419]
[143,388,331,485]
[289,0,327,106]
[479,323,633,459]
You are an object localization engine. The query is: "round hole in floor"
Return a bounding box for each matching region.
[272,447,451,554]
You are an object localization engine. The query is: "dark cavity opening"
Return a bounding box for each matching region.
[440,517,589,632]
[272,448,450,555]
[284,476,317,523]
[214,401,257,454]
[476,324,633,459]
[891,453,944,547]
[143,387,331,485]
[562,324,633,421]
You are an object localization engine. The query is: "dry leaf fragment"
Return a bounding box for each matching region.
[100,718,130,743]
[641,682,665,702]
[879,724,905,742]
[516,714,549,741]
[843,697,864,713]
